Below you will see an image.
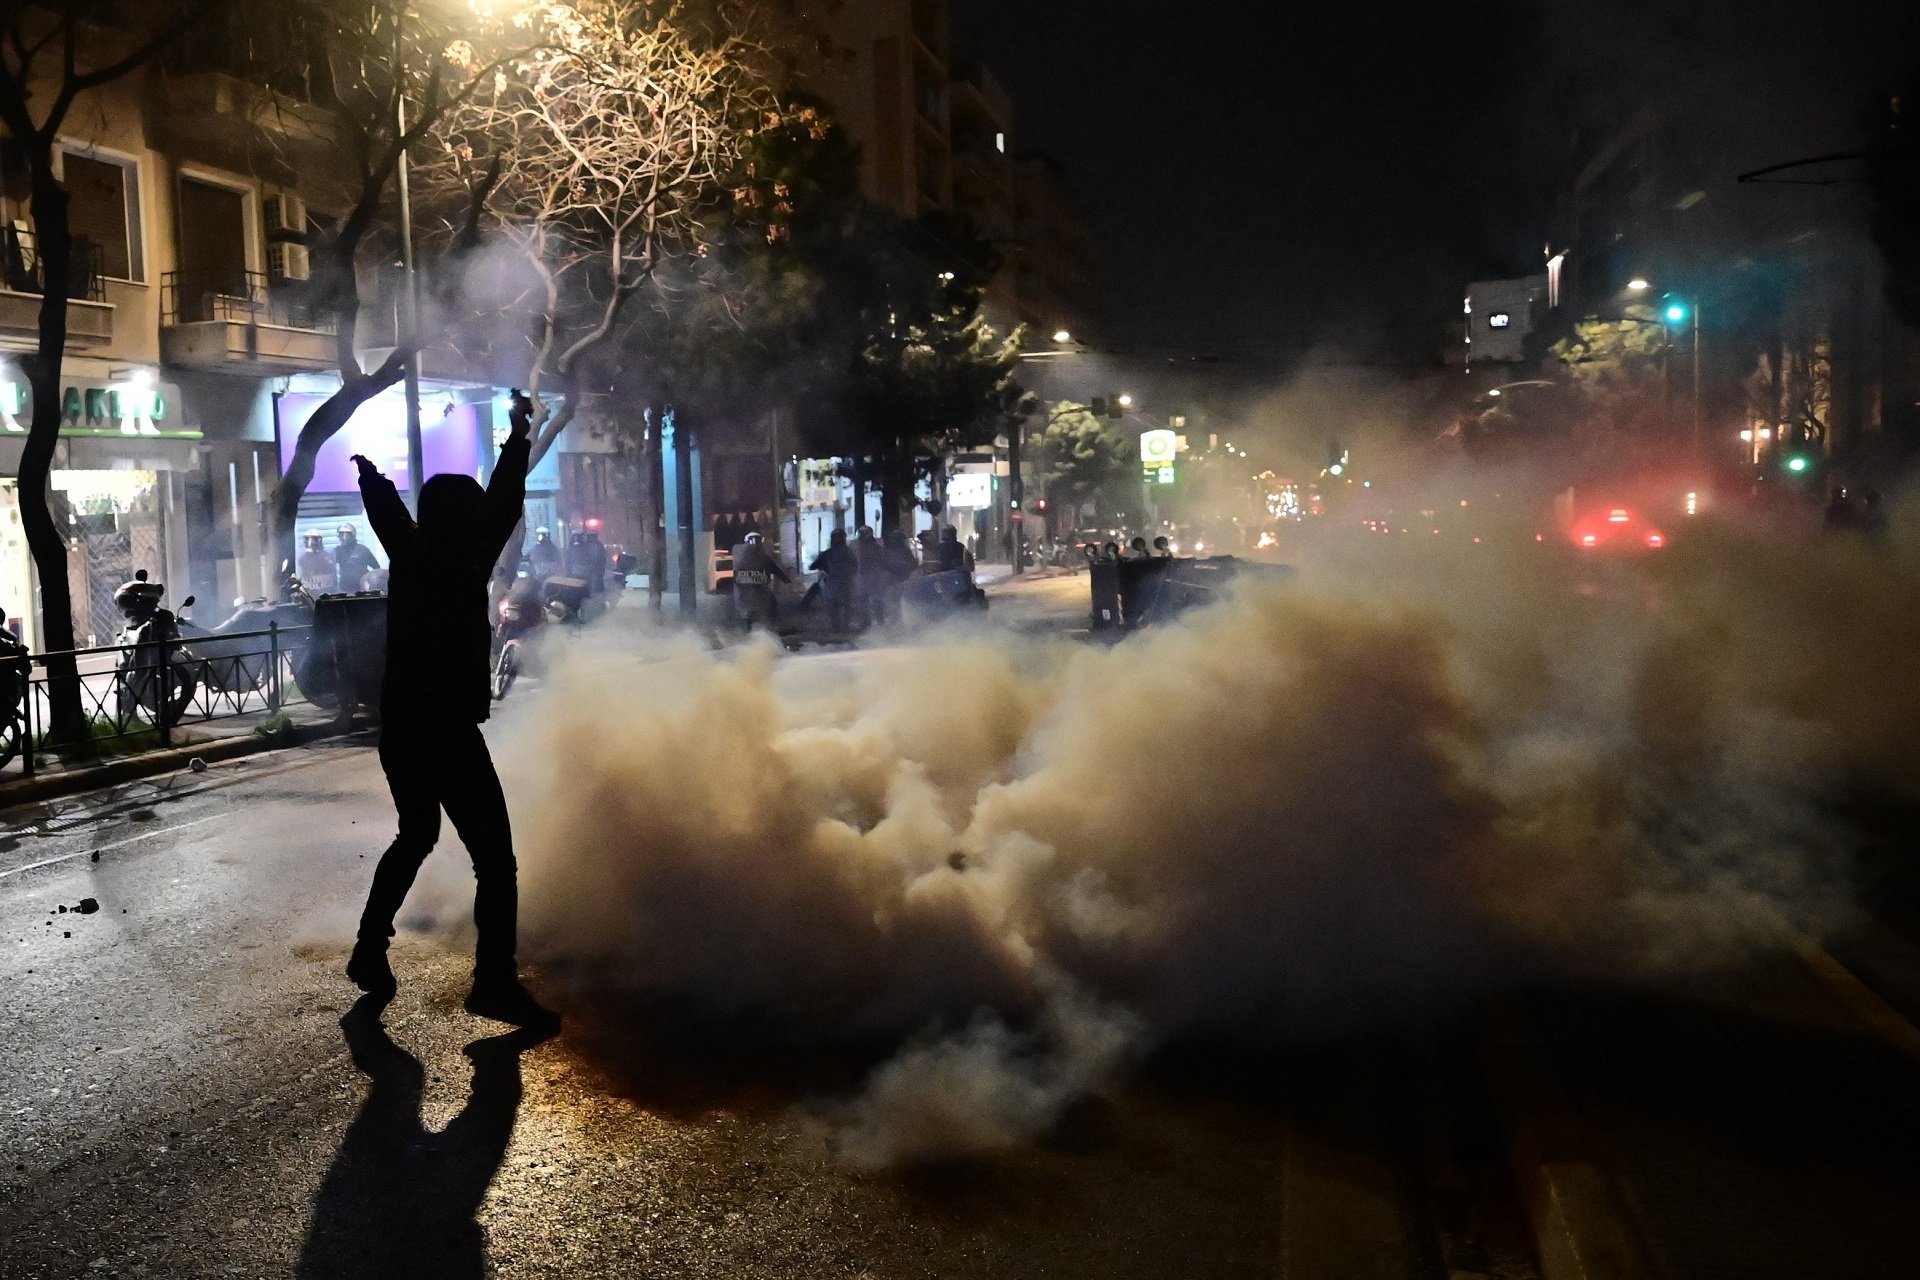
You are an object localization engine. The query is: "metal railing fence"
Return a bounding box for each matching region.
[0,622,315,779]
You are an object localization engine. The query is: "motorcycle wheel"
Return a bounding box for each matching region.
[120,659,197,726]
[491,644,518,700]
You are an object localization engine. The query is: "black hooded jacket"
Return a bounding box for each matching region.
[359,437,529,725]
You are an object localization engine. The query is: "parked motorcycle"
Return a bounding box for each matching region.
[0,609,26,771]
[112,571,317,722]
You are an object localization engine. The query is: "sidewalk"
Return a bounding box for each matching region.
[0,701,346,807]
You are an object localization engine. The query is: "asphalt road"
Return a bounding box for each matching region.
[14,564,1917,1278]
[0,595,1475,1280]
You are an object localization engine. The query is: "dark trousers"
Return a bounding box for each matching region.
[358,720,518,980]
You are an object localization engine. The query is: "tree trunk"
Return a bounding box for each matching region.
[19,165,86,742]
[270,369,405,583]
[874,443,911,535]
[849,457,866,531]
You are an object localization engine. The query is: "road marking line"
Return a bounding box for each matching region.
[1750,901,1920,1068]
[0,812,226,882]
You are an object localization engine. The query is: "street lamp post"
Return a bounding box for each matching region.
[1010,329,1085,575]
[393,11,426,508]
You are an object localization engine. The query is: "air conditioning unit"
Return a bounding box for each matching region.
[263,192,306,236]
[268,242,310,282]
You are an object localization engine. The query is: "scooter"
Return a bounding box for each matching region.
[0,608,26,771]
[490,573,591,699]
[113,571,318,721]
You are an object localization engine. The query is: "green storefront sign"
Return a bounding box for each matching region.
[0,377,200,439]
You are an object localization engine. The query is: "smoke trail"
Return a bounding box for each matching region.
[485,507,1914,1165]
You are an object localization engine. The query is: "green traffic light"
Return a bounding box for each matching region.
[1786,455,1810,473]
[1664,303,1687,324]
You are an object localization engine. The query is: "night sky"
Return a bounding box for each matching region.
[957,0,1920,368]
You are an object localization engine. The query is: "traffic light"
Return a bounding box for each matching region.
[1034,497,1048,513]
[1663,300,1688,324]
[1783,452,1813,474]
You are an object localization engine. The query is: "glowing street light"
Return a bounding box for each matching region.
[1052,329,1072,344]
[1627,277,1651,291]
[1117,393,1134,409]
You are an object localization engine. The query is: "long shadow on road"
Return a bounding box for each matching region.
[295,998,552,1280]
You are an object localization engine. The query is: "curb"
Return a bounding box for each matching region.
[0,720,349,809]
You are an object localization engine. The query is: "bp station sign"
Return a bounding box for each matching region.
[1140,428,1178,484]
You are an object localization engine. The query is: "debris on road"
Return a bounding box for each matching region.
[76,899,99,915]
[188,758,208,773]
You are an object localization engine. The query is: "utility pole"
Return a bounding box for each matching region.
[393,10,425,508]
[1008,415,1025,573]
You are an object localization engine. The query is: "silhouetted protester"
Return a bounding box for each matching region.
[810,528,858,632]
[1125,536,1150,560]
[527,527,561,582]
[1152,536,1172,557]
[936,525,973,574]
[1862,489,1888,538]
[297,1000,550,1279]
[1103,540,1121,562]
[566,529,607,594]
[1823,487,1858,533]
[730,530,790,632]
[880,528,918,622]
[346,391,558,1032]
[854,524,887,626]
[333,523,382,593]
[300,530,338,593]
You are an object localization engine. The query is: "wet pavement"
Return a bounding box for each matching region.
[9,577,1920,1278]
[0,731,1462,1280]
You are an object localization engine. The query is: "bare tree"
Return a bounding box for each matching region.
[418,0,779,468]
[0,2,209,741]
[245,0,523,578]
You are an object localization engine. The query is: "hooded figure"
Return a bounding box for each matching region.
[344,392,557,1033]
[809,529,858,632]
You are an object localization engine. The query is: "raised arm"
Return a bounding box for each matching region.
[483,392,534,560]
[353,455,413,560]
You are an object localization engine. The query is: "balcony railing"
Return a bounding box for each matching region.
[0,225,107,302]
[161,269,333,332]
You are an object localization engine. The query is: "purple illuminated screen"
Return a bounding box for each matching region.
[277,393,488,495]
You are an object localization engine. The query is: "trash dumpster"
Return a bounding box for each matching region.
[1090,555,1293,633]
[299,593,386,716]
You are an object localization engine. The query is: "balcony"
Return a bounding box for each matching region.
[160,270,336,376]
[147,72,342,184]
[0,227,115,348]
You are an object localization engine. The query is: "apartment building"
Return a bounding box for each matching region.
[1012,153,1094,345]
[0,14,533,651]
[948,61,1018,331]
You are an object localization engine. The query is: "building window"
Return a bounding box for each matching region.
[60,150,143,283]
[1487,312,1512,329]
[995,131,1006,154]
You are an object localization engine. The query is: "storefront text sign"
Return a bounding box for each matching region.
[0,377,199,439]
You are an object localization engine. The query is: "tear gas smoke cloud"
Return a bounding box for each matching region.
[469,502,1918,1167]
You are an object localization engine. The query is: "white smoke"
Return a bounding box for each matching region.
[486,504,1917,1166]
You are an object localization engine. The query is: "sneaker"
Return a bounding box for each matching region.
[346,941,397,1001]
[464,978,561,1034]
